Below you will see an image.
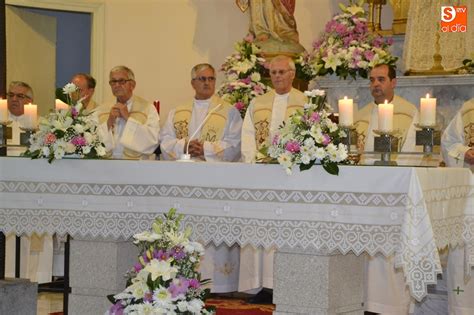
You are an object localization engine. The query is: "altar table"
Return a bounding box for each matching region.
[0,157,473,312]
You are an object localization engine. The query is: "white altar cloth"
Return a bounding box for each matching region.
[0,157,473,301]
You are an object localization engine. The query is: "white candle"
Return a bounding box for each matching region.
[420,93,436,126]
[55,99,69,111]
[0,99,7,122]
[338,96,353,126]
[378,100,393,132]
[23,103,37,129]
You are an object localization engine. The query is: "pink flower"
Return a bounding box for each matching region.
[241,77,251,84]
[189,278,200,289]
[364,50,375,61]
[43,133,56,145]
[322,134,331,145]
[168,277,190,298]
[309,112,321,123]
[285,140,300,153]
[71,107,79,118]
[272,134,280,145]
[386,37,394,45]
[235,102,245,111]
[71,136,87,146]
[253,84,264,94]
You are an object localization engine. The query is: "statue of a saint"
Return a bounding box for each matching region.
[236,0,306,56]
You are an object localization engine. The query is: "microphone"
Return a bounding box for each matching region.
[178,103,223,162]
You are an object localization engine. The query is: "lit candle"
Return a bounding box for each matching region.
[23,103,37,129]
[420,93,436,126]
[0,99,7,122]
[55,99,69,111]
[378,100,393,132]
[338,96,353,126]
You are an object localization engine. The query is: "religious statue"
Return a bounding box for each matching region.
[236,0,306,56]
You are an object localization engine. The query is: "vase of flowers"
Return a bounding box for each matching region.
[22,83,106,163]
[266,89,348,175]
[108,208,214,315]
[296,0,397,80]
[218,34,270,118]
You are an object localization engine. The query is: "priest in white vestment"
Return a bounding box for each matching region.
[160,63,242,162]
[240,55,306,298]
[160,63,242,292]
[4,81,53,283]
[97,66,160,159]
[356,64,420,314]
[355,64,422,167]
[441,98,474,315]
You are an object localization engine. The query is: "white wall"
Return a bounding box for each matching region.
[100,0,343,123]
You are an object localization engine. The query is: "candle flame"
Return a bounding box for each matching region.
[384,100,388,104]
[344,96,347,100]
[426,93,430,98]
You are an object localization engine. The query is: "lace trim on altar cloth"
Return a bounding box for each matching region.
[0,180,407,206]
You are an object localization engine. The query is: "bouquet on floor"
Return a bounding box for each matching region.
[218,34,270,118]
[266,89,348,175]
[108,208,214,315]
[23,83,106,163]
[296,0,397,80]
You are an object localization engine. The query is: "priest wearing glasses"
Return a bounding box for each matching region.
[160,63,242,161]
[97,65,160,159]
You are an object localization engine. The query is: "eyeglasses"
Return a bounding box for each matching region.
[270,69,294,76]
[193,76,216,82]
[7,92,31,100]
[109,79,133,86]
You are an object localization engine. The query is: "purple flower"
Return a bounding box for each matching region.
[168,277,190,298]
[171,247,186,260]
[153,249,169,261]
[285,141,300,153]
[133,262,142,272]
[109,302,124,315]
[142,253,149,263]
[143,291,153,303]
[386,37,394,45]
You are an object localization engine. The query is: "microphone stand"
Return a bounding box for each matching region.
[178,103,222,162]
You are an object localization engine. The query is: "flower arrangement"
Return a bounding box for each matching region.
[218,34,270,118]
[108,208,214,315]
[297,0,397,80]
[267,89,348,175]
[22,83,106,163]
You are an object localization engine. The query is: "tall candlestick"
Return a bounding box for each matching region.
[338,96,353,126]
[0,99,7,122]
[378,100,393,132]
[55,99,69,111]
[420,93,436,126]
[23,103,37,129]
